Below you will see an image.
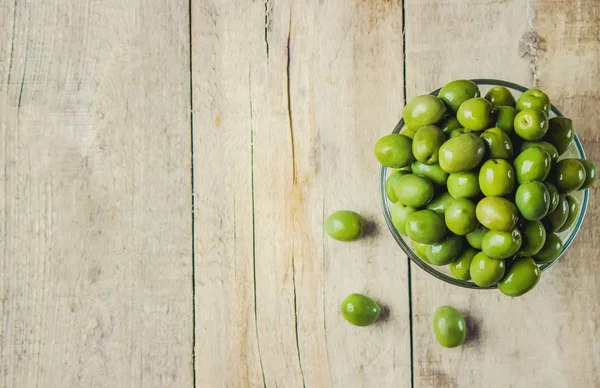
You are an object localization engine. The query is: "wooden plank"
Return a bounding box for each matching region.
[193,0,410,386]
[0,1,193,386]
[406,0,600,387]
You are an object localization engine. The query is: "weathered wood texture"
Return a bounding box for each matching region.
[406,0,600,387]
[193,0,410,387]
[0,1,193,386]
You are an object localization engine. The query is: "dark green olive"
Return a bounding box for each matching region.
[470,252,506,287]
[579,159,598,190]
[543,117,574,156]
[466,226,489,249]
[457,97,495,131]
[374,134,415,168]
[394,174,435,207]
[514,108,549,141]
[544,182,560,213]
[445,198,479,235]
[481,228,522,260]
[519,220,546,256]
[405,210,448,244]
[516,89,551,113]
[411,162,449,187]
[480,127,514,160]
[557,195,579,233]
[433,306,467,348]
[485,86,516,107]
[390,202,417,235]
[534,233,563,264]
[542,195,569,232]
[340,294,381,326]
[403,95,447,130]
[426,192,455,215]
[438,80,481,113]
[515,181,550,221]
[450,248,478,280]
[386,170,409,202]
[426,235,464,266]
[495,106,517,136]
[498,257,541,297]
[439,116,462,135]
[520,141,559,163]
[551,159,586,193]
[412,125,446,165]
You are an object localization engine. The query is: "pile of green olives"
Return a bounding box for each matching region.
[377,80,598,297]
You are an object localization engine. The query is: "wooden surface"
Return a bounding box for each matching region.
[1,0,599,387]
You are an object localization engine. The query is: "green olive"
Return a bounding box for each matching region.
[426,192,455,216]
[324,210,365,241]
[533,233,563,264]
[340,294,381,326]
[413,241,430,262]
[515,181,550,221]
[438,80,481,113]
[485,86,516,107]
[481,228,522,260]
[514,108,549,141]
[519,220,546,256]
[476,197,519,231]
[426,235,464,266]
[520,141,559,163]
[386,170,409,203]
[447,172,481,198]
[544,182,560,213]
[579,159,598,190]
[479,159,515,197]
[412,125,446,165]
[543,117,574,156]
[498,257,541,297]
[438,133,486,173]
[432,306,467,348]
[445,198,479,235]
[470,251,506,287]
[542,195,569,232]
[466,226,489,249]
[513,147,552,184]
[394,174,435,207]
[495,106,517,136]
[400,126,417,139]
[411,162,449,187]
[516,88,551,114]
[557,195,579,233]
[552,158,586,193]
[457,97,495,131]
[374,134,415,168]
[449,128,471,138]
[390,202,417,235]
[480,127,514,160]
[439,116,462,135]
[450,248,478,280]
[403,95,447,130]
[405,210,448,244]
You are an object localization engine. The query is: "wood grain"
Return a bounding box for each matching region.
[406,0,600,387]
[193,0,410,386]
[0,1,193,386]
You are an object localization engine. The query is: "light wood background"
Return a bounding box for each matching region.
[1,0,598,387]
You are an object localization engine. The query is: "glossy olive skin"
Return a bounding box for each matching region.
[432,306,467,348]
[476,197,519,231]
[557,195,579,232]
[426,235,464,266]
[450,248,478,280]
[495,106,517,136]
[470,251,506,287]
[534,233,563,264]
[515,181,550,220]
[514,147,552,184]
[426,192,455,215]
[514,108,549,141]
[543,195,569,232]
[485,86,516,107]
[516,89,551,114]
[543,117,574,156]
[394,174,435,207]
[413,241,430,262]
[449,128,471,138]
[519,220,547,256]
[466,226,489,249]
[520,141,559,163]
[400,127,416,139]
[579,159,598,190]
[552,158,586,193]
[438,80,480,113]
[390,202,417,235]
[481,228,522,260]
[445,198,479,235]
[412,125,446,165]
[403,95,447,130]
[479,159,515,197]
[447,172,481,198]
[438,133,486,173]
[386,170,409,202]
[340,294,381,326]
[457,97,495,131]
[411,162,449,187]
[480,127,513,159]
[439,116,462,135]
[325,210,364,241]
[405,210,448,244]
[498,257,541,297]
[544,182,560,213]
[374,134,415,168]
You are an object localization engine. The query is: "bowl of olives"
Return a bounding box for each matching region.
[377,79,597,295]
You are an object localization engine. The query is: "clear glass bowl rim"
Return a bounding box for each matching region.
[379,78,589,289]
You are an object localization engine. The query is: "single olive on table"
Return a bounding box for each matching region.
[340,294,381,326]
[377,80,598,296]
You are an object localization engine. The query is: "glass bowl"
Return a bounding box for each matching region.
[380,79,589,289]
